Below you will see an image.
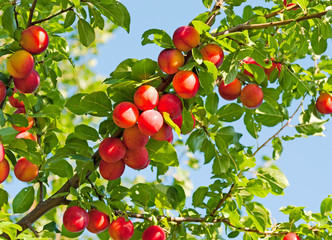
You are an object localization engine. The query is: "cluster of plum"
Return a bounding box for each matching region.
[0,25,49,184]
[63,206,166,240]
[96,26,205,182]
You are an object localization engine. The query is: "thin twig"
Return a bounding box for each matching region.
[251,97,305,157]
[31,6,74,25]
[214,10,327,37]
[27,225,39,238]
[87,177,103,201]
[205,0,224,27]
[210,183,236,216]
[27,0,38,27]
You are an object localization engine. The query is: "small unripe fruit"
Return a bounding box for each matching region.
[173,71,200,99]
[99,159,125,181]
[158,49,184,74]
[9,89,25,108]
[138,110,164,136]
[12,108,34,132]
[142,225,166,240]
[108,217,134,240]
[16,132,37,141]
[123,147,149,170]
[200,44,224,68]
[173,26,200,52]
[7,50,34,79]
[0,81,6,103]
[0,159,10,184]
[86,209,110,234]
[14,157,39,182]
[14,69,40,93]
[151,123,172,141]
[240,84,264,109]
[218,78,242,101]
[63,206,89,233]
[122,124,149,150]
[157,94,183,119]
[134,85,159,111]
[283,233,301,240]
[20,25,49,54]
[113,102,139,129]
[316,93,332,114]
[99,137,126,163]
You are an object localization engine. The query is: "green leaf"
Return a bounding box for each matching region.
[167,185,186,210]
[198,70,215,94]
[295,113,327,135]
[202,0,213,8]
[296,0,308,11]
[80,91,112,117]
[202,138,216,164]
[192,186,208,207]
[77,18,95,47]
[186,129,206,152]
[205,92,219,114]
[92,0,130,33]
[244,112,260,138]
[131,58,157,80]
[64,10,76,28]
[257,168,289,195]
[130,184,151,208]
[246,179,270,198]
[0,189,8,208]
[43,221,61,234]
[47,160,73,178]
[74,124,100,141]
[8,139,42,165]
[245,202,271,232]
[12,187,34,213]
[254,102,284,127]
[146,139,179,167]
[181,108,195,134]
[311,27,327,55]
[65,93,88,115]
[141,29,173,48]
[212,155,230,175]
[2,6,17,36]
[321,197,332,216]
[191,20,210,34]
[217,103,244,122]
[92,200,112,217]
[272,137,283,160]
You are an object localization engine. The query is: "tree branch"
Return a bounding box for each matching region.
[251,96,305,157]
[205,0,224,26]
[27,0,38,27]
[210,182,236,216]
[30,6,74,25]
[213,10,327,37]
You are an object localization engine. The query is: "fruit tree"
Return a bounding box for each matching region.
[0,0,332,239]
